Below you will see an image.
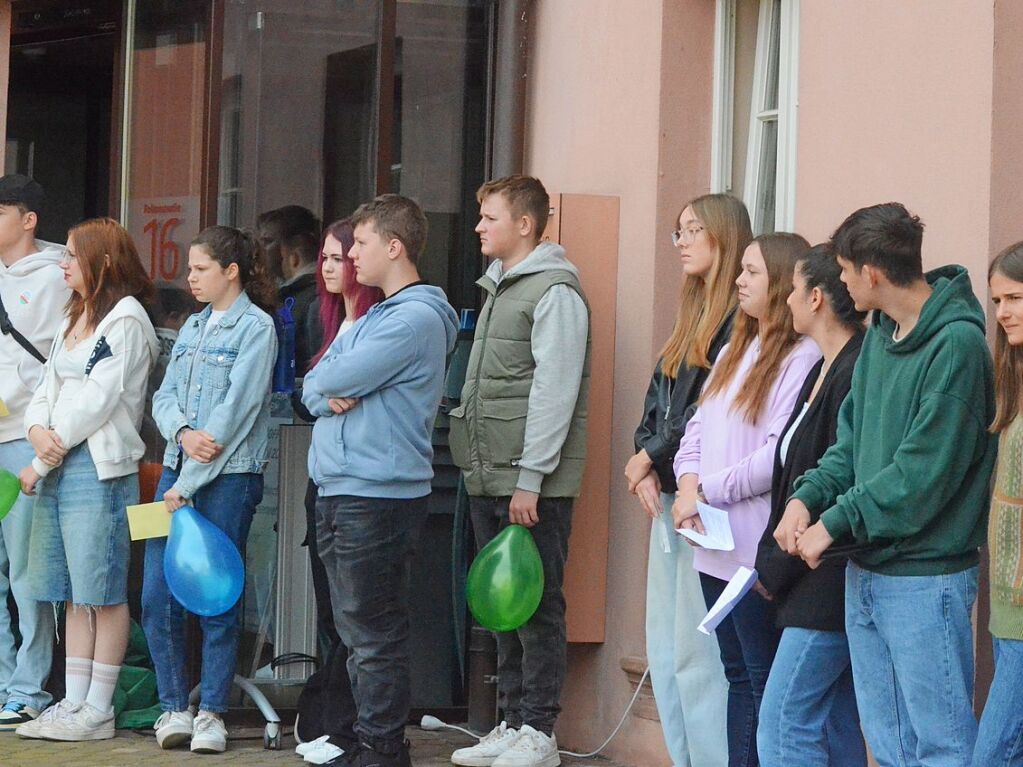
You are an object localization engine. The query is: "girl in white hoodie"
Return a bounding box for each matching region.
[16,217,158,742]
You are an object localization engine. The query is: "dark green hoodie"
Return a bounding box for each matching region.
[791,265,996,575]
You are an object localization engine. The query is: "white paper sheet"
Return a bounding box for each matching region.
[676,501,735,551]
[697,566,758,635]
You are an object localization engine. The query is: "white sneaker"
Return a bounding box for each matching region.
[191,711,228,753]
[303,739,346,764]
[297,734,331,756]
[451,721,521,766]
[16,699,81,739]
[155,709,194,749]
[33,701,115,741]
[491,725,560,767]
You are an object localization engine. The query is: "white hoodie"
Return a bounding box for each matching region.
[0,241,69,443]
[25,295,159,480]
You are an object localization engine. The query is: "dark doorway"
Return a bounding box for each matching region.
[5,0,120,242]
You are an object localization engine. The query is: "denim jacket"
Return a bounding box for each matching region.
[152,291,278,499]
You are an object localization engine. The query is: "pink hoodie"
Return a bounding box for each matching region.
[674,335,821,581]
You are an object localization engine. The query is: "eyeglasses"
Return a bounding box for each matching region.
[672,225,705,247]
[60,248,78,263]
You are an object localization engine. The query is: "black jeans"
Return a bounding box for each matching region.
[304,479,342,655]
[315,493,427,751]
[469,495,573,735]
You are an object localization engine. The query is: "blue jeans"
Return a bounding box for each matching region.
[141,468,261,713]
[0,439,54,710]
[845,562,978,767]
[758,627,866,767]
[973,637,1023,766]
[701,571,781,767]
[647,498,727,767]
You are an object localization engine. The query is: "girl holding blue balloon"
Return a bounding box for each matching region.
[147,225,277,754]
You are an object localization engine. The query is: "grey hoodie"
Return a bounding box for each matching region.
[0,241,69,442]
[484,242,589,493]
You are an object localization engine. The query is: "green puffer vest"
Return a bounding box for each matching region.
[448,268,591,498]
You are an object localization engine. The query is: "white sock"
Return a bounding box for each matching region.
[85,661,121,714]
[65,657,93,704]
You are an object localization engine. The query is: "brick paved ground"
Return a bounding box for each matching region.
[0,725,628,767]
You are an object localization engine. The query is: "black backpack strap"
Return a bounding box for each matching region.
[0,290,47,364]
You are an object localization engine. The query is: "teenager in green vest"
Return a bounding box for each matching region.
[974,241,1023,766]
[449,175,590,767]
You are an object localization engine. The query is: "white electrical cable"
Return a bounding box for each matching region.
[420,665,651,760]
[420,715,480,740]
[558,665,649,758]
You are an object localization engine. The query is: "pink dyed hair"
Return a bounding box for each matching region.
[310,218,384,367]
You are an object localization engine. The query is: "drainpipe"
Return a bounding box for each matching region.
[490,0,530,177]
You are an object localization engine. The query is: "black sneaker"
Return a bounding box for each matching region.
[341,739,411,767]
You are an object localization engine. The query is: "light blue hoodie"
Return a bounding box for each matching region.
[303,283,458,498]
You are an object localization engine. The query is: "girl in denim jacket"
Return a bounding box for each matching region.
[146,226,277,754]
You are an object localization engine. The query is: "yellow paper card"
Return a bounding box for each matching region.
[127,501,172,541]
[0,399,9,417]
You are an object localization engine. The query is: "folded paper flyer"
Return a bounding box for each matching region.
[697,566,758,635]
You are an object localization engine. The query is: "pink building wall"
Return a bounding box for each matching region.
[795,1,994,298]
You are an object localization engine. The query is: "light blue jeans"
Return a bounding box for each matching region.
[0,439,54,710]
[758,627,866,767]
[973,637,1023,766]
[845,562,978,767]
[646,495,728,767]
[27,444,135,606]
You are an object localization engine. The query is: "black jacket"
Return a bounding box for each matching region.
[755,331,864,631]
[281,272,322,376]
[633,308,735,493]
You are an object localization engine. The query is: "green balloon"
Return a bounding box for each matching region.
[0,469,20,521]
[466,524,544,632]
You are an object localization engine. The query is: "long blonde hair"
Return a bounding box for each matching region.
[659,194,752,376]
[702,232,808,423]
[990,241,1023,432]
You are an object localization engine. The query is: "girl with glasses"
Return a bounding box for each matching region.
[626,193,751,766]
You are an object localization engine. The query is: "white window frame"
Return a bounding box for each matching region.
[711,0,799,234]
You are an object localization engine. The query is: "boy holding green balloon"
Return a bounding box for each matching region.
[448,175,591,767]
[0,175,68,729]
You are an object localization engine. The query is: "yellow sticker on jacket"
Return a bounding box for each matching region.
[0,399,9,418]
[126,501,172,540]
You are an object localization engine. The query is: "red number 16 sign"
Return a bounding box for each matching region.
[143,216,182,280]
[129,196,201,286]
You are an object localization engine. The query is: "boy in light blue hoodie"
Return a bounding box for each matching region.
[302,194,457,767]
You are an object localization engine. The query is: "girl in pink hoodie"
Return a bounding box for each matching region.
[673,232,820,767]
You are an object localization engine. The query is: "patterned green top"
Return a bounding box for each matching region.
[990,414,1023,639]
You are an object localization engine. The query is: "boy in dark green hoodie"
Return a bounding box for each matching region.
[780,203,995,766]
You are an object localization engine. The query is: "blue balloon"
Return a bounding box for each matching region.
[163,505,244,617]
